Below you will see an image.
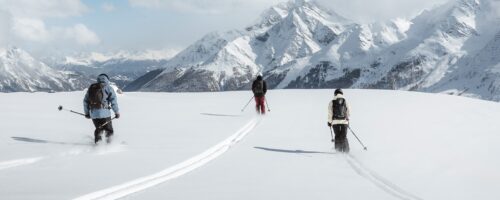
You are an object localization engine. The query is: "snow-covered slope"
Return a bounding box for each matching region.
[1,90,499,199]
[427,26,500,100]
[269,0,500,100]
[126,0,500,102]
[361,0,500,91]
[0,47,89,92]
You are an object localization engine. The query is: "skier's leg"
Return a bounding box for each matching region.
[104,118,114,143]
[340,125,349,153]
[92,118,104,143]
[254,97,260,114]
[332,125,342,151]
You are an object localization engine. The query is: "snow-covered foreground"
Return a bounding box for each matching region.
[0,89,499,200]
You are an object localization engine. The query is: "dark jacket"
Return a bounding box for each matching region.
[252,76,267,97]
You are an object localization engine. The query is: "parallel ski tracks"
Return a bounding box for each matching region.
[0,157,44,171]
[345,154,423,200]
[73,118,260,200]
[1,137,126,171]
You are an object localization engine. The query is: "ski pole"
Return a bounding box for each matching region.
[241,97,254,112]
[98,117,116,129]
[329,126,335,142]
[348,126,368,151]
[58,105,85,116]
[265,98,271,112]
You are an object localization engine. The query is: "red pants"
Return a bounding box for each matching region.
[255,96,266,114]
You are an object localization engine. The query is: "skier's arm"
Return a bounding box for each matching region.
[83,91,90,115]
[107,86,120,114]
[328,101,333,124]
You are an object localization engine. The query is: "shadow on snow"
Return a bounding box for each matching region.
[11,136,92,146]
[200,113,242,117]
[254,146,336,155]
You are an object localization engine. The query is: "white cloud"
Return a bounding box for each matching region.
[0,10,13,46]
[12,18,51,42]
[129,0,284,14]
[102,2,116,12]
[127,0,451,22]
[127,0,452,20]
[0,0,99,50]
[0,0,87,18]
[11,18,99,45]
[315,0,449,23]
[491,0,500,17]
[61,24,100,45]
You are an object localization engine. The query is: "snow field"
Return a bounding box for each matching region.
[1,89,499,200]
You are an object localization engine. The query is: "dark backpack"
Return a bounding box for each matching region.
[332,98,347,120]
[88,83,105,109]
[253,80,264,95]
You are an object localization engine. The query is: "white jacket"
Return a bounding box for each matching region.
[328,94,350,125]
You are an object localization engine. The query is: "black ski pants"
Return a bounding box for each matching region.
[92,117,113,143]
[332,124,349,153]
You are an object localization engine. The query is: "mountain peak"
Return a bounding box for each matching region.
[248,0,350,32]
[290,0,308,7]
[3,46,21,54]
[0,46,88,92]
[285,0,351,23]
[1,46,36,62]
[408,0,485,39]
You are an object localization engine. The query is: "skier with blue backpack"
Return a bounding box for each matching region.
[327,89,350,153]
[84,74,120,144]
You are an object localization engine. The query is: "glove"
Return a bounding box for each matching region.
[327,122,332,127]
[115,113,120,119]
[85,114,90,119]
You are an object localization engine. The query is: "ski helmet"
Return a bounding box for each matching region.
[256,74,263,80]
[97,74,110,83]
[98,73,110,80]
[334,88,343,95]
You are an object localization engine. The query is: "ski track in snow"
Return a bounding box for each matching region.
[1,137,127,171]
[200,113,242,117]
[345,154,423,200]
[0,157,44,170]
[73,118,261,200]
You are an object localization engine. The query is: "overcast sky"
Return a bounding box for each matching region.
[0,0,451,57]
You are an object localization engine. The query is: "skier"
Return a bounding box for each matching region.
[84,74,120,144]
[327,88,350,153]
[252,74,267,115]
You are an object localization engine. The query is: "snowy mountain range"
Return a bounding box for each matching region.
[0,46,180,92]
[0,47,176,92]
[125,0,500,101]
[45,50,177,88]
[1,0,499,101]
[0,47,89,92]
